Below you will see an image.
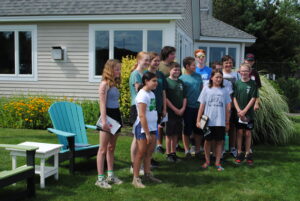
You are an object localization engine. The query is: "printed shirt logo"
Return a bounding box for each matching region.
[246,86,251,94]
[208,94,224,107]
[178,83,183,90]
[149,98,156,111]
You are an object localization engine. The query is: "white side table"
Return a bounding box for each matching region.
[7,141,63,189]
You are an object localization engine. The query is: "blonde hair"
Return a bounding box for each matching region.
[130,51,149,72]
[239,63,252,71]
[102,59,121,87]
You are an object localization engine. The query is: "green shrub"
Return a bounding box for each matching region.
[0,96,99,129]
[276,77,300,112]
[253,76,295,144]
[120,56,136,123]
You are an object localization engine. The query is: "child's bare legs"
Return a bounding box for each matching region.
[214,140,223,165]
[130,137,137,166]
[171,136,178,153]
[97,131,110,175]
[182,134,190,152]
[194,134,201,153]
[165,136,171,154]
[203,140,211,164]
[245,130,252,154]
[144,134,156,174]
[133,139,147,178]
[236,129,244,153]
[106,134,119,171]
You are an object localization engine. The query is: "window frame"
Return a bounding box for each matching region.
[0,25,37,81]
[196,43,240,68]
[88,23,173,82]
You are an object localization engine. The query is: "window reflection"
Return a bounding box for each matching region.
[0,32,15,74]
[19,32,32,74]
[147,30,162,53]
[209,47,226,67]
[95,31,109,76]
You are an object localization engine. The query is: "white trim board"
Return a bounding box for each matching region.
[0,14,182,22]
[198,36,256,43]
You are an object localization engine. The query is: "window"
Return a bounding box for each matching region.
[176,29,193,66]
[196,43,240,68]
[89,24,168,82]
[0,25,37,81]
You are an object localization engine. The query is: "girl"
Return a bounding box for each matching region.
[129,52,150,174]
[147,52,167,156]
[197,69,231,171]
[132,72,162,188]
[96,59,123,189]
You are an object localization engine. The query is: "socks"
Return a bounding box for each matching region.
[107,170,114,177]
[98,174,105,181]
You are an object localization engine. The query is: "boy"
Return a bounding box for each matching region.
[165,62,187,162]
[179,57,203,158]
[233,63,258,165]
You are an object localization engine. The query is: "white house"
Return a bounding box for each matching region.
[0,0,255,99]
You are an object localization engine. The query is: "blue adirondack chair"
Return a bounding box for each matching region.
[47,102,99,174]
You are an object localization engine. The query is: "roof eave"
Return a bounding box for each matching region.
[0,14,183,22]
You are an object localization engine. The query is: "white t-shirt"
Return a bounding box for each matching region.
[223,71,239,85]
[198,87,231,127]
[133,89,158,133]
[203,79,233,95]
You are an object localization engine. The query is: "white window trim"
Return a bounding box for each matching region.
[176,27,193,65]
[88,23,175,82]
[0,25,37,81]
[194,42,240,68]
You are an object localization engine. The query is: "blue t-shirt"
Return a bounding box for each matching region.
[129,70,143,106]
[195,66,212,82]
[179,72,203,108]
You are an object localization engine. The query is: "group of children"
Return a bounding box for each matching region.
[95,46,260,189]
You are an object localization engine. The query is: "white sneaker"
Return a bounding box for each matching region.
[132,177,145,188]
[230,148,238,158]
[107,175,123,185]
[130,165,144,176]
[95,180,112,189]
[190,146,196,155]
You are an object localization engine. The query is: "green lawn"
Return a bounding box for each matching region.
[1,116,300,201]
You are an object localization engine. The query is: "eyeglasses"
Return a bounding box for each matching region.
[240,70,250,73]
[196,55,205,58]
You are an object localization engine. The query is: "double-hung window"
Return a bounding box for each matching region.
[0,25,37,81]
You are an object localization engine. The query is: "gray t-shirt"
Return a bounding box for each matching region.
[198,86,231,127]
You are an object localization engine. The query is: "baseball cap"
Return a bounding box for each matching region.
[245,53,255,61]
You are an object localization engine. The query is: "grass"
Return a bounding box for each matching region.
[1,116,300,201]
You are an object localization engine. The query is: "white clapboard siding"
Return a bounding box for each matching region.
[0,22,99,100]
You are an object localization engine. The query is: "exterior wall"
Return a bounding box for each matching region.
[176,0,193,40]
[0,22,99,99]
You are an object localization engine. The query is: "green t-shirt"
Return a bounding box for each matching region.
[145,70,166,113]
[129,70,143,106]
[179,72,203,108]
[233,80,258,120]
[166,78,186,116]
[158,62,170,77]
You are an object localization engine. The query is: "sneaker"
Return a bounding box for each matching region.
[172,153,182,162]
[144,173,162,183]
[130,165,144,176]
[155,146,165,154]
[166,154,176,162]
[95,180,112,189]
[132,177,145,188]
[176,144,185,152]
[235,153,245,164]
[190,146,196,155]
[245,153,254,166]
[151,159,160,168]
[107,175,123,185]
[230,148,238,158]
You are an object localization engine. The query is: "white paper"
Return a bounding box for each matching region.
[238,118,248,125]
[96,115,121,135]
[160,113,168,124]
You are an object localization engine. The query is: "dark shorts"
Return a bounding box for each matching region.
[183,107,202,136]
[236,120,254,130]
[129,105,137,126]
[134,122,156,140]
[205,126,225,141]
[166,114,183,136]
[230,108,238,125]
[106,108,122,133]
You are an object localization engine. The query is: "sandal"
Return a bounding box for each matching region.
[215,164,224,171]
[201,162,210,169]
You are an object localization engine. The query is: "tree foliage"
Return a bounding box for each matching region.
[213,0,300,77]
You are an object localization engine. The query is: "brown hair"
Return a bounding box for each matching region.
[102,59,121,87]
[148,52,159,61]
[169,61,181,70]
[208,69,224,88]
[221,55,234,63]
[183,57,195,68]
[160,46,176,61]
[130,51,149,72]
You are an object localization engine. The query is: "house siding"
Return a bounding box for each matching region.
[0,22,99,100]
[176,0,193,40]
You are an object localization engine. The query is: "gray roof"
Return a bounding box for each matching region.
[200,12,256,39]
[0,0,185,17]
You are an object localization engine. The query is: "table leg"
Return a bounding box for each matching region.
[54,152,59,180]
[40,158,45,188]
[12,155,17,186]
